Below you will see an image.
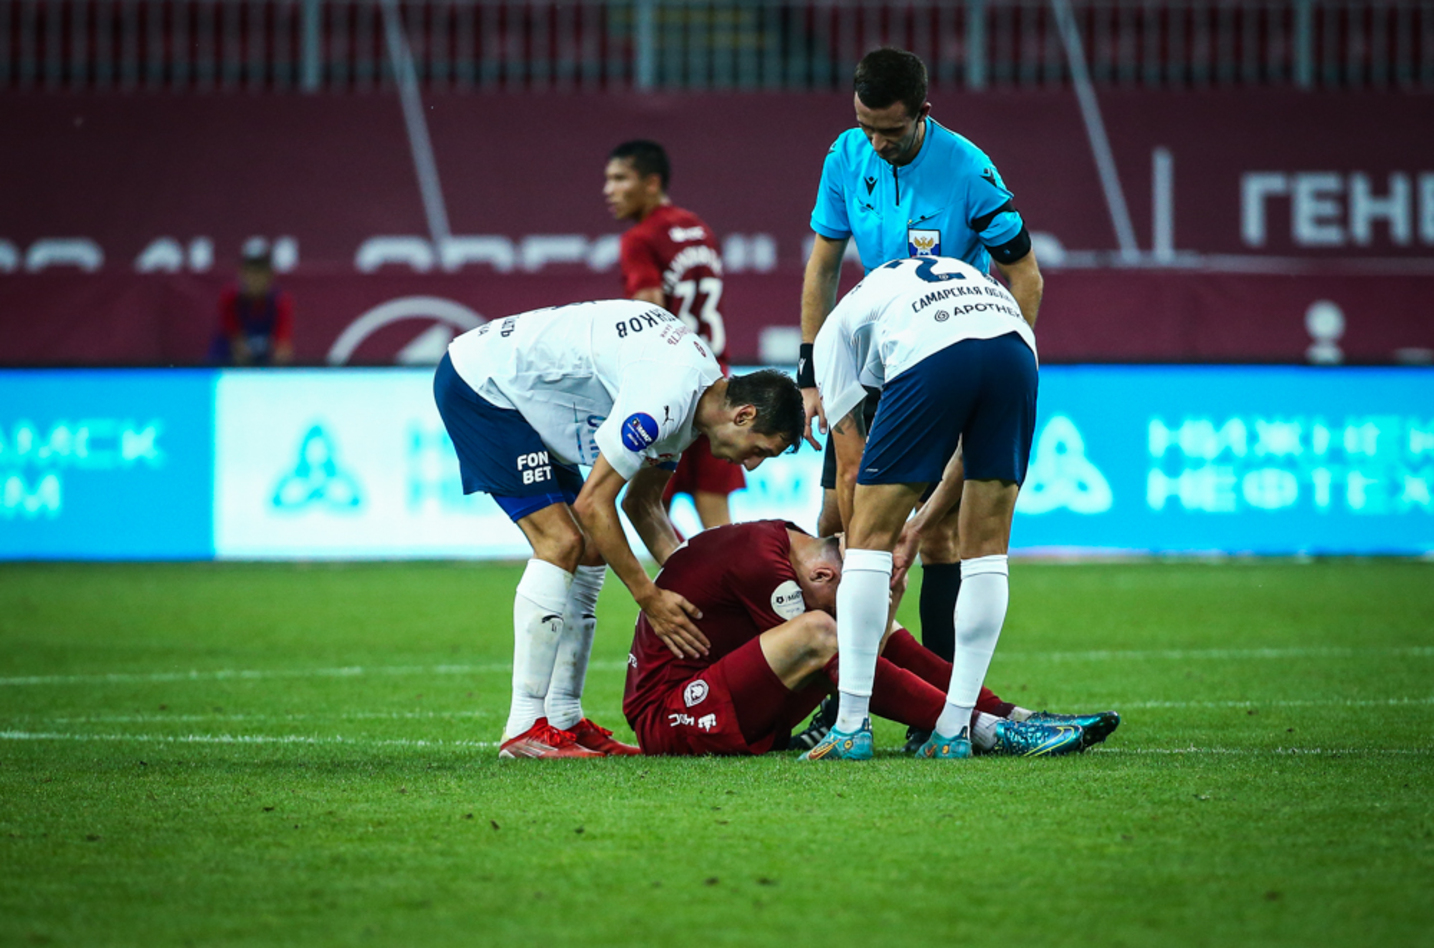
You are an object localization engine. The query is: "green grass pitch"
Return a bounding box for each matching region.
[2,559,1431,947]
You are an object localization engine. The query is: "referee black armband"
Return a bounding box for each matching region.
[987,226,1033,265]
[797,343,816,388]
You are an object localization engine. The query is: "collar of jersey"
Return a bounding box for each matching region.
[888,116,935,177]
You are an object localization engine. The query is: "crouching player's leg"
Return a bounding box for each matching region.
[631,612,839,756]
[433,353,636,759]
[881,628,1117,752]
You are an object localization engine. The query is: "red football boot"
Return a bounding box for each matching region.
[569,718,642,756]
[498,717,603,759]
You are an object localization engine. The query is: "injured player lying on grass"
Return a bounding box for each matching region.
[622,519,1119,757]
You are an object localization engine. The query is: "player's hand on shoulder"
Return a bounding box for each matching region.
[639,587,710,659]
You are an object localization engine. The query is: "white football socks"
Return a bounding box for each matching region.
[833,549,892,734]
[934,555,1010,739]
[545,564,605,731]
[970,712,1002,751]
[505,558,573,738]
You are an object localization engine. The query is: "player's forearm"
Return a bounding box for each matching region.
[573,497,656,602]
[908,450,965,540]
[622,493,681,567]
[800,240,844,344]
[830,410,866,531]
[997,252,1044,328]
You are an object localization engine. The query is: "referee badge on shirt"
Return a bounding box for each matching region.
[908,229,941,257]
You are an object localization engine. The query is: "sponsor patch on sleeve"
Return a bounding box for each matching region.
[620,412,660,452]
[770,580,806,620]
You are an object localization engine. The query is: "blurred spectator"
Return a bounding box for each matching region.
[210,238,294,366]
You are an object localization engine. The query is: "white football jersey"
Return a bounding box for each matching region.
[813,256,1037,427]
[446,299,722,480]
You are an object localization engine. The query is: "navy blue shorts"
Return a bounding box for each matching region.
[432,353,585,522]
[858,332,1037,487]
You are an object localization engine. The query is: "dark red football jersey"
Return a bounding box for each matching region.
[623,520,809,727]
[619,204,727,365]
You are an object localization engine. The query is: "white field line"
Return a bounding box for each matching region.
[4,646,1431,689]
[0,730,498,748]
[1097,747,1433,756]
[6,709,500,725]
[1018,646,1434,663]
[0,730,1426,757]
[7,696,1430,728]
[1113,697,1434,709]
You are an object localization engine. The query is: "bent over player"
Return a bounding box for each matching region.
[623,520,1110,757]
[434,300,803,758]
[604,139,744,529]
[809,255,1040,761]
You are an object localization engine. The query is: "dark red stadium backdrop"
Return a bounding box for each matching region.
[1,91,1431,364]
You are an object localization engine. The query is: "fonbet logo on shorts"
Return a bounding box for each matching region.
[621,412,659,452]
[516,450,553,485]
[683,680,709,707]
[770,580,805,620]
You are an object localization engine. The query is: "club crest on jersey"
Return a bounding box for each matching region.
[908,229,941,257]
[621,412,660,451]
[683,680,709,707]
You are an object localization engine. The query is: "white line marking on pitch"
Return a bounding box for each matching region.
[0,730,499,749]
[1107,696,1434,709]
[0,731,1425,757]
[1098,747,1432,756]
[3,646,1430,688]
[7,697,1428,728]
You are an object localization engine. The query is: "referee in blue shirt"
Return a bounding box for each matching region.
[793,48,1044,752]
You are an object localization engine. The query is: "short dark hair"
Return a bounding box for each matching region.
[608,140,670,191]
[725,369,805,451]
[854,48,928,117]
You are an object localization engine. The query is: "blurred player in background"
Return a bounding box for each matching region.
[794,47,1044,751]
[433,299,803,758]
[210,237,295,367]
[604,139,745,530]
[623,519,1114,757]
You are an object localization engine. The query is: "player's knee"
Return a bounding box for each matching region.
[799,611,838,661]
[528,522,585,573]
[918,530,959,564]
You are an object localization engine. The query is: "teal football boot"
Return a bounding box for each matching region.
[1025,710,1120,749]
[800,717,874,761]
[915,727,973,759]
[990,719,1085,757]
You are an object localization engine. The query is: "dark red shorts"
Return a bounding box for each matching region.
[634,636,827,756]
[663,433,747,501]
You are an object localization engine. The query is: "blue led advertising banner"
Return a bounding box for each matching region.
[0,366,1429,559]
[0,370,215,559]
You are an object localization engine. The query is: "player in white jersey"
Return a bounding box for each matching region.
[434,299,804,758]
[803,256,1043,761]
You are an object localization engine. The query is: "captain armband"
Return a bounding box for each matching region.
[987,226,1033,265]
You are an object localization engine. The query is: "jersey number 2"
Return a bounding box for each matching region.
[883,258,965,283]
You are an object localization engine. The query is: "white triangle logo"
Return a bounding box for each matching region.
[1017,416,1113,515]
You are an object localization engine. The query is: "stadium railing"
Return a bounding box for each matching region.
[1,0,1431,94]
